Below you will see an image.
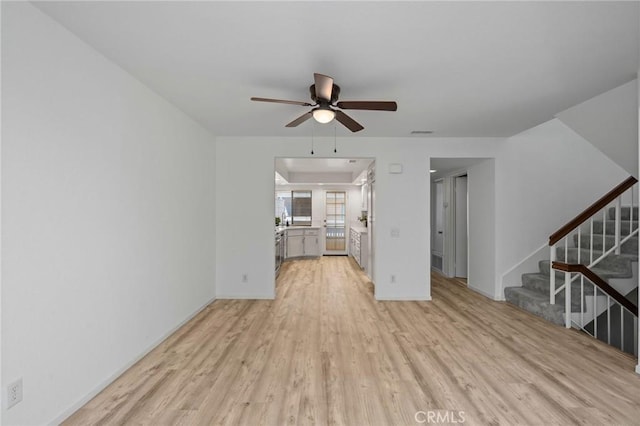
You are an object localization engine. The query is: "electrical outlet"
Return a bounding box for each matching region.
[242,274,248,283]
[391,275,396,283]
[7,378,23,409]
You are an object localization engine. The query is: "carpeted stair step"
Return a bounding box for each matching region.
[554,248,596,264]
[589,219,637,236]
[573,234,637,255]
[537,262,566,280]
[504,287,565,326]
[522,273,555,293]
[555,248,637,266]
[522,272,595,297]
[504,205,639,333]
[518,275,586,311]
[539,258,633,280]
[608,206,638,221]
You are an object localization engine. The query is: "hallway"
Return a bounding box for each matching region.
[65,257,640,425]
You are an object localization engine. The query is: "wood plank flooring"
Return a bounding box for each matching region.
[64,256,640,425]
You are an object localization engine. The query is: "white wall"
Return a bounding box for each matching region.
[467,160,497,299]
[495,119,629,297]
[556,80,638,178]
[216,137,504,302]
[1,3,216,424]
[0,0,4,416]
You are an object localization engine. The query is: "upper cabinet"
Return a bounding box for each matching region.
[360,183,368,211]
[367,165,375,183]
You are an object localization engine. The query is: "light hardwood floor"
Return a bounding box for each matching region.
[65,256,640,425]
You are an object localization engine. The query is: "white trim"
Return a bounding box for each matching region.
[469,285,504,301]
[375,295,432,301]
[443,176,456,277]
[636,364,640,375]
[0,0,4,414]
[50,295,216,425]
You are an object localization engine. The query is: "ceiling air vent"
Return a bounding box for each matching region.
[410,130,433,135]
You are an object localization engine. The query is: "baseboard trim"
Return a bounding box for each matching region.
[469,285,504,301]
[375,295,432,301]
[50,295,216,425]
[636,364,640,375]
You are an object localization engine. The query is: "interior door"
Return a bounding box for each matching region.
[324,191,347,254]
[433,181,444,255]
[454,176,468,278]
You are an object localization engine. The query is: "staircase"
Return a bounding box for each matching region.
[504,179,639,356]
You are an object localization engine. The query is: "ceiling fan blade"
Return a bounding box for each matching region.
[314,73,334,101]
[285,111,313,127]
[251,97,312,107]
[336,101,397,111]
[335,110,364,133]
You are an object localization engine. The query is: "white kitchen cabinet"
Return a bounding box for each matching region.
[285,228,320,258]
[349,226,368,273]
[287,235,304,258]
[360,183,368,211]
[303,228,320,256]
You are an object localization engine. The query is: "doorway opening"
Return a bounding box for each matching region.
[274,157,376,292]
[430,158,487,287]
[430,174,467,281]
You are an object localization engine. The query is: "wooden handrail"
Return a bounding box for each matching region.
[549,176,637,245]
[552,261,638,317]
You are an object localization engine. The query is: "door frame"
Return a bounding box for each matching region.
[434,172,469,279]
[454,175,468,279]
[322,190,348,255]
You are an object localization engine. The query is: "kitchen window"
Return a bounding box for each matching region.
[276,190,312,226]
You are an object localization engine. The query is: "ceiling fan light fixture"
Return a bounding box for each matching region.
[313,107,335,124]
[251,73,396,132]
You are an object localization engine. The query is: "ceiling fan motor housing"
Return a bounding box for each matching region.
[250,73,396,132]
[310,84,340,104]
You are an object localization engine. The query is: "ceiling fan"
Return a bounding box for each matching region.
[251,73,397,132]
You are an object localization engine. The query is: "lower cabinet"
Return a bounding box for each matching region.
[349,227,368,272]
[303,228,319,256]
[287,234,304,258]
[286,228,319,258]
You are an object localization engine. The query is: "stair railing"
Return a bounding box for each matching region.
[552,261,638,354]
[548,176,638,328]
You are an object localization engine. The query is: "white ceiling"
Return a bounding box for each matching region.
[275,158,373,185]
[276,158,372,174]
[34,1,639,138]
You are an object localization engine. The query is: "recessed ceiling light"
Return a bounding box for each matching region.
[411,130,433,135]
[430,169,437,173]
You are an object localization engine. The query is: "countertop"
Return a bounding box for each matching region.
[275,226,321,234]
